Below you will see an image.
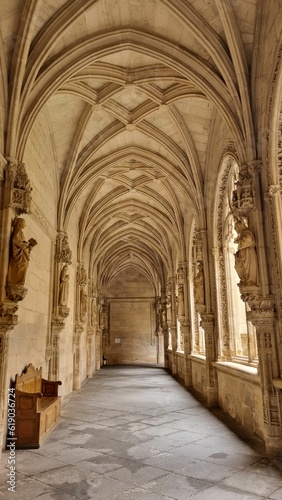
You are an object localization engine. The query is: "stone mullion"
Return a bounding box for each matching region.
[200,313,218,406]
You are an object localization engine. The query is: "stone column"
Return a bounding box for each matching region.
[86,331,94,377]
[177,262,192,386]
[48,232,72,380]
[160,290,169,368]
[200,312,218,407]
[87,280,97,376]
[49,317,64,381]
[168,277,177,375]
[245,294,282,455]
[182,320,192,387]
[96,328,102,370]
[72,264,88,386]
[73,324,84,390]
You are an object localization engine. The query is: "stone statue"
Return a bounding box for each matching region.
[91,300,97,327]
[194,262,205,304]
[177,285,185,316]
[166,295,172,322]
[58,264,70,307]
[234,219,259,286]
[7,218,37,287]
[80,287,88,319]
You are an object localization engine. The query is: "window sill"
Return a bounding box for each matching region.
[189,354,206,362]
[214,361,260,384]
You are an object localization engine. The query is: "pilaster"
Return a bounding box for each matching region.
[73,324,84,390]
[242,290,282,455]
[200,313,218,407]
[0,302,18,449]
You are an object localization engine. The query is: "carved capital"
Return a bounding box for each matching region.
[0,301,18,333]
[51,315,65,333]
[200,313,214,330]
[75,323,84,335]
[248,160,262,174]
[245,294,276,327]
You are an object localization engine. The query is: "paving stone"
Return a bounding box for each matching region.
[1,366,281,499]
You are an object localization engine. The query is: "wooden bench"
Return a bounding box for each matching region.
[14,363,62,449]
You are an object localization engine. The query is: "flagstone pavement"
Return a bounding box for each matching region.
[1,365,282,499]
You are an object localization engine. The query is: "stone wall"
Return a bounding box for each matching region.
[216,363,264,439]
[190,356,207,399]
[104,268,157,364]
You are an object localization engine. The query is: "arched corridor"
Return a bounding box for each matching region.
[1,365,282,499]
[2,0,282,470]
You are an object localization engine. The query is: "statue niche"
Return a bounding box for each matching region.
[6,217,37,301]
[80,287,88,322]
[194,261,205,305]
[177,285,185,317]
[234,218,259,287]
[58,264,70,318]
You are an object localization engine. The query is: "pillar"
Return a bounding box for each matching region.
[246,294,282,455]
[0,303,18,449]
[200,312,218,407]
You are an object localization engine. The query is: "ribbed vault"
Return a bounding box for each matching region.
[1,0,261,294]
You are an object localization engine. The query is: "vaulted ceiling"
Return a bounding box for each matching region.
[1,0,263,291]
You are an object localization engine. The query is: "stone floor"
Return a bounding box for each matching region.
[1,365,282,499]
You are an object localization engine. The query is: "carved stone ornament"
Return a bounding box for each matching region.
[6,284,27,302]
[0,302,18,332]
[193,230,203,262]
[233,219,259,287]
[55,232,72,264]
[194,261,205,306]
[0,154,6,181]
[244,295,276,321]
[77,264,87,286]
[58,305,70,319]
[231,164,255,216]
[51,315,65,332]
[177,263,186,285]
[6,217,37,301]
[5,159,32,214]
[265,185,280,202]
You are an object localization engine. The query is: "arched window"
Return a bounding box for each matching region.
[222,161,258,364]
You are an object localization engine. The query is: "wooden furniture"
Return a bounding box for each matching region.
[15,363,62,448]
